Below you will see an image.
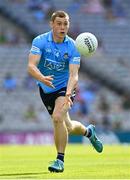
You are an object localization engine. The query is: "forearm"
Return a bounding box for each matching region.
[28,64,45,83]
[66,75,78,96]
[28,55,54,88]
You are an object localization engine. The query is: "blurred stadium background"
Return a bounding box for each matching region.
[0,0,130,145]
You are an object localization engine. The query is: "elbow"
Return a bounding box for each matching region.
[27,65,31,74]
[27,64,33,75]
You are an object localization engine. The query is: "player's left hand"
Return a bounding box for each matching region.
[62,95,73,112]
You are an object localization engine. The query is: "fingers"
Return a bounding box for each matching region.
[68,98,73,106]
[63,96,73,112]
[65,96,73,106]
[46,75,54,81]
[44,75,55,88]
[45,80,55,88]
[50,83,55,88]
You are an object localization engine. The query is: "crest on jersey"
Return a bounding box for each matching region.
[63,53,69,59]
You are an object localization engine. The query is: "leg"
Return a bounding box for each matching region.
[64,112,103,153]
[64,112,86,135]
[52,96,68,154]
[48,96,68,172]
[39,87,66,172]
[48,96,103,172]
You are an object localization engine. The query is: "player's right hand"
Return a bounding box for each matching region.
[42,75,55,88]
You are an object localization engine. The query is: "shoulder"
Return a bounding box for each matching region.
[66,35,76,48]
[33,32,49,43]
[31,32,51,48]
[66,35,80,58]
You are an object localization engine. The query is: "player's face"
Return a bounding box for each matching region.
[50,17,70,42]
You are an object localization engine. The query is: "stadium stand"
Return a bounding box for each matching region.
[0,0,130,143]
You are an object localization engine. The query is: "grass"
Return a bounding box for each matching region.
[0,144,130,179]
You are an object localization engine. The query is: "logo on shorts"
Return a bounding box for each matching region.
[58,91,66,94]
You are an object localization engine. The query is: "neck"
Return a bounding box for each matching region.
[53,37,64,43]
[52,33,64,43]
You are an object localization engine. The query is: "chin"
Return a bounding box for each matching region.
[59,35,65,40]
[60,34,65,37]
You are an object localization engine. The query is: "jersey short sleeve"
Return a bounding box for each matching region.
[30,36,43,55]
[69,42,81,65]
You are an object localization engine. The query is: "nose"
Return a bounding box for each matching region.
[61,24,65,30]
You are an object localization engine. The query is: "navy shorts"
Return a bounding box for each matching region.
[39,86,76,115]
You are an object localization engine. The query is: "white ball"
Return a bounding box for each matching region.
[75,32,98,57]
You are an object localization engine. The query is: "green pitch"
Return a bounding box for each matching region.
[0,144,130,179]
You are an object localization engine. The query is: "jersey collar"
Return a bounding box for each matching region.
[48,31,68,43]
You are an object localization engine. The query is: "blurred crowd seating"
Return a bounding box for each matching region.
[0,0,130,133]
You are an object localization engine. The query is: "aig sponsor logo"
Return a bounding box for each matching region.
[44,59,65,71]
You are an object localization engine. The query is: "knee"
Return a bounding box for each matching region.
[52,112,63,124]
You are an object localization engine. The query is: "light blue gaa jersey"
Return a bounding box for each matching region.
[30,31,80,93]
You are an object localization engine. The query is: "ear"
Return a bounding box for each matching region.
[50,21,53,28]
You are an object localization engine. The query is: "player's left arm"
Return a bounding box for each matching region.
[63,41,80,110]
[65,64,80,107]
[66,64,80,96]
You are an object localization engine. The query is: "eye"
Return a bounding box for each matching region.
[57,22,61,26]
[64,22,68,26]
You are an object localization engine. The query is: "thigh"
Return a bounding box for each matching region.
[53,96,73,130]
[53,88,76,115]
[39,86,55,115]
[53,96,66,116]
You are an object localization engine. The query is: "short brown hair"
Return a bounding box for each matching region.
[51,10,69,22]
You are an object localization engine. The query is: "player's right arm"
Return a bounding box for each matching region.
[28,53,54,88]
[28,36,54,88]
